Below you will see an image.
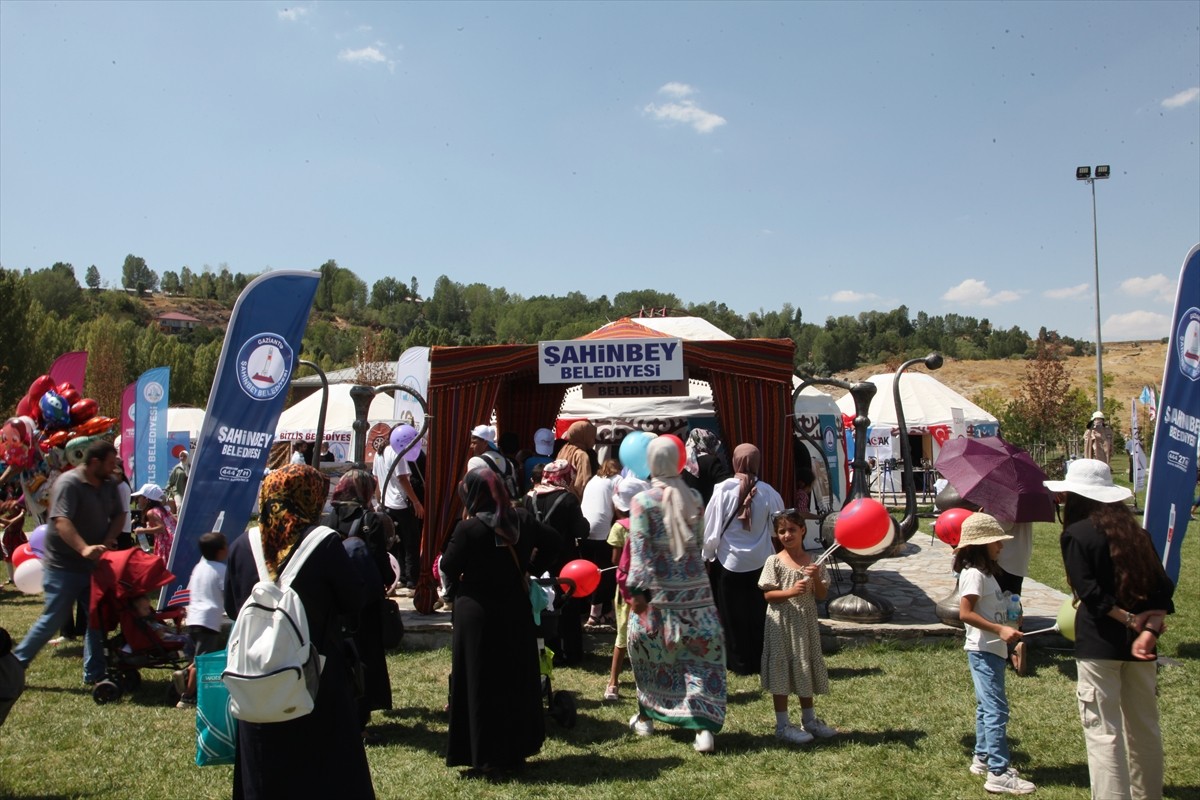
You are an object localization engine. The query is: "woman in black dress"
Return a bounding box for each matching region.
[323,468,395,742]
[443,467,559,776]
[224,465,374,799]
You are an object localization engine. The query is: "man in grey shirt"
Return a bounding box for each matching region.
[13,441,123,685]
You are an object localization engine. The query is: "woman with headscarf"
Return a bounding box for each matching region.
[556,420,597,500]
[443,468,559,777]
[1045,459,1174,800]
[627,437,726,753]
[322,469,396,744]
[681,428,733,506]
[224,465,373,800]
[524,459,590,665]
[702,443,785,675]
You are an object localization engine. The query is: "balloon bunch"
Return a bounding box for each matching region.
[10,523,49,594]
[813,497,897,566]
[0,372,117,523]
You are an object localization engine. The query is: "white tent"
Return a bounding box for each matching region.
[275,384,396,460]
[167,407,206,441]
[834,372,999,464]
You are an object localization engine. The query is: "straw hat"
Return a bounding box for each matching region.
[954,512,1013,550]
[1043,458,1132,504]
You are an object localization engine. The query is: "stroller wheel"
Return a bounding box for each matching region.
[119,670,142,692]
[549,690,577,728]
[92,679,122,705]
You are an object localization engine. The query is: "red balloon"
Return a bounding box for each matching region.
[57,382,82,405]
[69,398,98,425]
[15,395,31,417]
[834,498,893,550]
[662,434,687,472]
[27,375,55,403]
[10,542,38,569]
[934,507,974,548]
[558,559,601,597]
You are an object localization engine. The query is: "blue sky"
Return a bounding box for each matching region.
[1,0,1197,342]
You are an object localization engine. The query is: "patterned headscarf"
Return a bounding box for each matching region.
[459,467,517,545]
[647,437,703,560]
[685,429,720,477]
[259,464,328,580]
[332,468,375,507]
[732,443,761,527]
[530,459,575,495]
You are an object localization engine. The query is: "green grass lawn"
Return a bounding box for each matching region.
[1,524,1195,800]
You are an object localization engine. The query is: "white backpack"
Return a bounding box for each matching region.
[221,526,336,723]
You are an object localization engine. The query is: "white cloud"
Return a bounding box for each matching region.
[1104,310,1172,341]
[1043,283,1089,300]
[659,82,696,99]
[644,83,726,134]
[941,278,1021,306]
[278,6,310,22]
[1162,87,1200,109]
[1120,273,1175,303]
[831,289,880,303]
[338,44,396,72]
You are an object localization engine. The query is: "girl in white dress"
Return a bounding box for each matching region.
[758,510,835,745]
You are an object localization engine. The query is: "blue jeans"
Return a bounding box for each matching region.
[968,650,1011,775]
[13,567,106,683]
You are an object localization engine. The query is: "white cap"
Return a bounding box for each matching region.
[533,428,554,456]
[1091,411,1106,421]
[131,483,165,502]
[470,424,495,444]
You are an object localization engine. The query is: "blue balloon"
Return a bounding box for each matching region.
[39,391,71,429]
[619,431,654,479]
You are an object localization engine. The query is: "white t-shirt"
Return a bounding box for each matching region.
[290,451,306,465]
[117,480,132,534]
[186,558,228,632]
[959,566,1008,658]
[702,477,785,572]
[581,475,617,541]
[372,447,412,510]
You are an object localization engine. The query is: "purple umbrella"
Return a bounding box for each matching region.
[934,436,1055,523]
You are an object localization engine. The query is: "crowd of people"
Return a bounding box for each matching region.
[0,421,1177,800]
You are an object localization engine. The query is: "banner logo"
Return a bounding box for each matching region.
[237,333,292,400]
[1177,308,1200,381]
[142,381,165,404]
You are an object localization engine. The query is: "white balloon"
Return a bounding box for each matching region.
[13,557,44,594]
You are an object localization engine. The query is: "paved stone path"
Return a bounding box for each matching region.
[393,530,1070,650]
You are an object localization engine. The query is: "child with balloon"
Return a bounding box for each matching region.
[758,509,836,744]
[953,513,1036,796]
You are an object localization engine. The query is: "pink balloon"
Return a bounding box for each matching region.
[558,559,601,597]
[834,498,892,550]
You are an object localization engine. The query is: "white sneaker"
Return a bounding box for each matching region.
[775,723,814,745]
[970,754,988,775]
[802,717,837,739]
[629,714,654,736]
[985,767,1036,795]
[603,685,620,702]
[693,730,715,753]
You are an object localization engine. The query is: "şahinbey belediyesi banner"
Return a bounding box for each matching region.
[160,270,320,606]
[1143,243,1200,584]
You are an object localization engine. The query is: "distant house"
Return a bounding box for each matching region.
[157,311,203,333]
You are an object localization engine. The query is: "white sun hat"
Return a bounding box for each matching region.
[1043,458,1132,504]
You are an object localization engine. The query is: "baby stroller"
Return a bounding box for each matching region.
[88,548,191,705]
[533,575,578,729]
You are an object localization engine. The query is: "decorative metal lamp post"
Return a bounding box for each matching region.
[796,353,943,622]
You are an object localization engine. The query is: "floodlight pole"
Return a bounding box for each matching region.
[1077,166,1108,414]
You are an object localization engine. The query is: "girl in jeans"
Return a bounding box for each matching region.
[955,513,1036,795]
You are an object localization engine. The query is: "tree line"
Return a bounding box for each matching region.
[2,256,1098,428]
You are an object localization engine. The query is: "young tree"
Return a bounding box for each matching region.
[85,265,101,290]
